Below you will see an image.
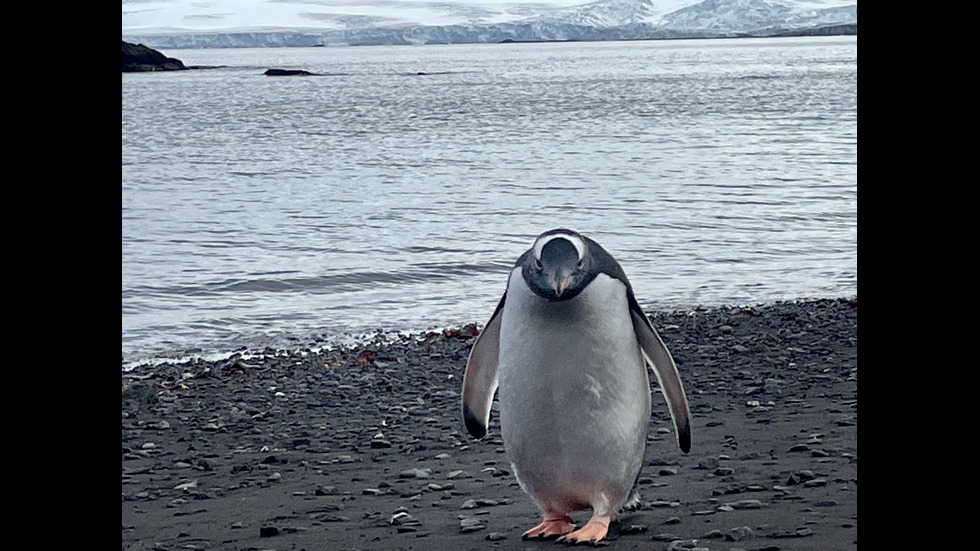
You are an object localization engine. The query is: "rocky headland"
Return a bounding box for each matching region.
[122,41,187,72]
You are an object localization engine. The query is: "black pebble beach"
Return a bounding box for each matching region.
[122,297,857,550]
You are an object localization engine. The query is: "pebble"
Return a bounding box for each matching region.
[727,526,755,541]
[786,470,816,484]
[389,512,419,526]
[726,499,764,509]
[121,298,857,549]
[398,467,431,479]
[771,527,814,538]
[459,517,485,533]
[173,480,198,491]
[696,457,720,470]
[666,539,708,551]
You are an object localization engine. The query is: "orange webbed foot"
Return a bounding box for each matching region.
[521,513,576,539]
[557,514,610,545]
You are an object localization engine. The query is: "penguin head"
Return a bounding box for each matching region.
[521,229,591,301]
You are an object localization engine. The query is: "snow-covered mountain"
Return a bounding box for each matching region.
[122,0,857,49]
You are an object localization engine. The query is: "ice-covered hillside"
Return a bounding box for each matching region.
[122,0,857,48]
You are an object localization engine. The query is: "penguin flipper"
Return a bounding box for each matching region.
[461,297,504,439]
[629,302,692,453]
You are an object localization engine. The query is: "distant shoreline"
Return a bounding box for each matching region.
[122,23,855,50]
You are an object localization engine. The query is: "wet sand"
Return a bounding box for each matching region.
[122,297,857,550]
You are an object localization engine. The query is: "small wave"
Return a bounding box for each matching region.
[131,261,513,298]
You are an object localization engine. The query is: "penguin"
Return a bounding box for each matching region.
[461,228,692,544]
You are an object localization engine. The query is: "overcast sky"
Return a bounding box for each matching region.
[121,0,727,33]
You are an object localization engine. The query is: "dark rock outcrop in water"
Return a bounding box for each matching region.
[264,68,316,76]
[122,40,187,72]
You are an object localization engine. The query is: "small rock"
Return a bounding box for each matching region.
[173,480,198,491]
[787,470,816,484]
[696,457,719,470]
[772,527,814,538]
[727,499,764,509]
[398,467,431,479]
[702,529,725,539]
[459,517,485,533]
[389,512,419,526]
[259,526,279,537]
[486,532,506,541]
[666,539,706,551]
[727,526,755,541]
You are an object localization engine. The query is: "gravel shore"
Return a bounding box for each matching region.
[122,297,857,551]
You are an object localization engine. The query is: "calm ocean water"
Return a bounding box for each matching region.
[122,36,857,368]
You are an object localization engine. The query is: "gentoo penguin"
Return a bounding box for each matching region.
[461,228,691,544]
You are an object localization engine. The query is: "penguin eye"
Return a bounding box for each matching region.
[577,259,585,269]
[534,259,543,271]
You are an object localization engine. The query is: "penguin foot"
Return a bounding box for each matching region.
[521,513,576,539]
[557,514,610,545]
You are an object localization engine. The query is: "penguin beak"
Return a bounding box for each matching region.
[551,275,571,297]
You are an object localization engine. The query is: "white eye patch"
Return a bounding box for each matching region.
[532,232,586,262]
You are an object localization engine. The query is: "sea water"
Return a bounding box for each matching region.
[122,36,856,367]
